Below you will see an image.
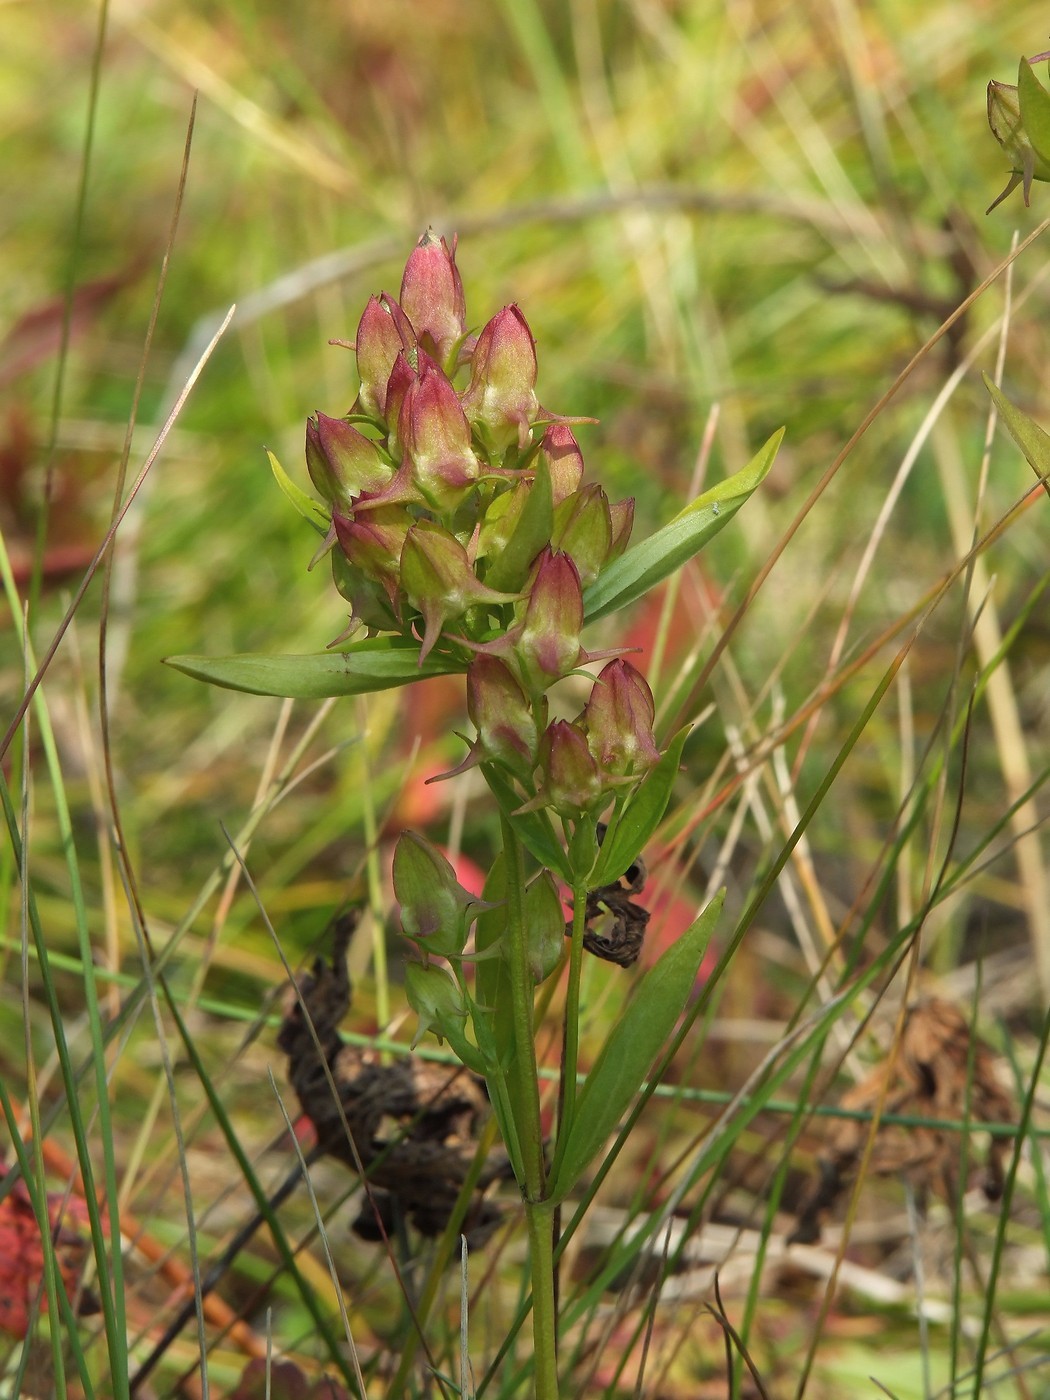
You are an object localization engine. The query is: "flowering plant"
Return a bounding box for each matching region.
[169,231,779,1396]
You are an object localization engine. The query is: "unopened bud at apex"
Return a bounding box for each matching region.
[399,229,467,371]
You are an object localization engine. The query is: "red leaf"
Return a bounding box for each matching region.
[0,1166,98,1338]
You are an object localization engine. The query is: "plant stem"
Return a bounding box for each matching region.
[499,814,546,1201]
[498,814,560,1398]
[525,1202,560,1399]
[552,873,589,1185]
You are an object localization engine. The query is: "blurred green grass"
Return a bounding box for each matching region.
[3,0,1050,1394]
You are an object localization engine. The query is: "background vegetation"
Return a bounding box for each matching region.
[1,0,1048,1394]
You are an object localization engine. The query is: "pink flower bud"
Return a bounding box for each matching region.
[306,412,392,509]
[399,229,467,370]
[582,660,661,778]
[332,504,413,608]
[461,305,539,455]
[400,521,518,661]
[383,349,417,466]
[399,353,480,512]
[539,424,585,504]
[467,655,541,779]
[517,548,584,684]
[540,719,604,818]
[354,293,414,421]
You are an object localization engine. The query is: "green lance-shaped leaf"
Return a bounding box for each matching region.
[165,636,463,699]
[984,376,1050,484]
[267,450,330,535]
[583,429,782,624]
[546,889,724,1205]
[1019,57,1050,165]
[589,727,689,889]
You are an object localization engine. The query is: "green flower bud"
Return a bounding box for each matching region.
[523,871,566,983]
[330,549,399,633]
[400,521,518,661]
[475,477,531,565]
[393,830,478,957]
[404,960,468,1048]
[987,57,1050,212]
[550,484,613,587]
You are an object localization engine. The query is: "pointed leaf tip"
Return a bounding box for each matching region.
[583,429,781,624]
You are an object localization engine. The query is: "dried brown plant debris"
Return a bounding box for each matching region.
[277,913,510,1248]
[791,997,1016,1244]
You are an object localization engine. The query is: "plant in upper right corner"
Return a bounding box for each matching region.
[986,51,1050,211]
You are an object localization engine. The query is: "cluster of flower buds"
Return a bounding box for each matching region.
[306,230,662,816]
[466,655,662,818]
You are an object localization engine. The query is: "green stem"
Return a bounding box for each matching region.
[355,695,389,1034]
[498,814,559,1399]
[499,814,546,1200]
[525,1202,560,1399]
[552,873,589,1185]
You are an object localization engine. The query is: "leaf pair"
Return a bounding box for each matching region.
[165,431,782,698]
